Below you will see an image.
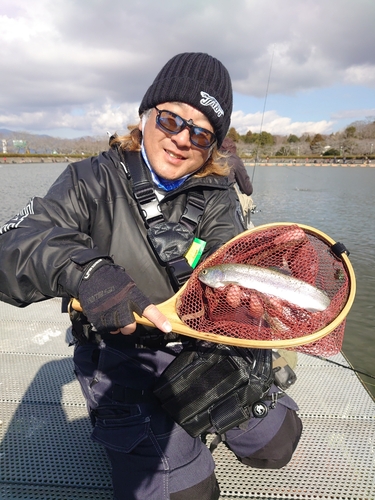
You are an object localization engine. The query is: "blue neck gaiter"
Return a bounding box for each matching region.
[141,143,190,192]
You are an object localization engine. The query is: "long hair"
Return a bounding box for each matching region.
[110,123,230,178]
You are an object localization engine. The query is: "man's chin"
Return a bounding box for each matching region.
[154,169,182,181]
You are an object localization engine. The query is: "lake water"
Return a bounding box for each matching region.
[1,162,374,397]
[247,163,375,397]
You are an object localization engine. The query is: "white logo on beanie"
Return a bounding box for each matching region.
[200,91,224,117]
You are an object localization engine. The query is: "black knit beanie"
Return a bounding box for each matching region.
[139,52,233,148]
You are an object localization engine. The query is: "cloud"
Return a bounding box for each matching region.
[1,0,375,137]
[231,110,334,136]
[331,108,375,121]
[0,101,140,137]
[344,65,375,86]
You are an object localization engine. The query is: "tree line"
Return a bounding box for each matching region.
[228,118,375,159]
[1,117,375,159]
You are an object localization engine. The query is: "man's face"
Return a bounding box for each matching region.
[140,102,214,180]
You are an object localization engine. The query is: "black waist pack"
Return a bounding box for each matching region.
[153,342,273,437]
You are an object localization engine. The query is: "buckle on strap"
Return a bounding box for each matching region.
[166,256,193,291]
[133,182,164,227]
[181,193,206,231]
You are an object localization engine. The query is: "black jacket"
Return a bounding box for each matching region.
[0,148,242,307]
[227,153,253,196]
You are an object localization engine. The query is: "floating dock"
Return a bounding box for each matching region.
[1,298,374,499]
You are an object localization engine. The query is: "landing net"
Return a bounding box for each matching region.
[177,223,355,356]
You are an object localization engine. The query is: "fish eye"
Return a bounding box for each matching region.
[201,269,208,275]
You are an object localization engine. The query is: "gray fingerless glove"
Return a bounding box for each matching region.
[78,260,151,332]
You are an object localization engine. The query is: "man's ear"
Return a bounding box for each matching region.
[140,109,153,134]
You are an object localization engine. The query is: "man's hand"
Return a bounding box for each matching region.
[78,261,172,334]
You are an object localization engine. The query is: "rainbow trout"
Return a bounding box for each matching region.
[198,263,330,312]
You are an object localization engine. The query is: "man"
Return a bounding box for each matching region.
[0,52,301,500]
[219,136,255,227]
[220,136,253,196]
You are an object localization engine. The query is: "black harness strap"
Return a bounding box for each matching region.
[123,151,164,227]
[123,151,205,290]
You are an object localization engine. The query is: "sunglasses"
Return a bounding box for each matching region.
[155,107,216,149]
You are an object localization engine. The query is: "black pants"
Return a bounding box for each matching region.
[74,341,302,499]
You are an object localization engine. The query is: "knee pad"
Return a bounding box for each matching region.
[239,409,303,469]
[170,472,220,500]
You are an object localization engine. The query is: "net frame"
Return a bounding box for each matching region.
[172,223,356,353]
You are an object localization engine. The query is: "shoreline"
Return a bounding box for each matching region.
[0,157,373,167]
[0,156,76,164]
[244,161,374,168]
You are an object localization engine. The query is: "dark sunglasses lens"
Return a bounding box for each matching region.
[191,129,214,148]
[158,111,184,133]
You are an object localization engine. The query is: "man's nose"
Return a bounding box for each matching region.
[172,127,191,147]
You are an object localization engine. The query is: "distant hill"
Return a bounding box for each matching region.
[0,128,79,139]
[0,129,108,155]
[0,128,14,136]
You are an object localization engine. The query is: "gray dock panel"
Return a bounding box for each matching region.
[1,298,374,499]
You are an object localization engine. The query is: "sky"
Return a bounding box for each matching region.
[1,0,375,139]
